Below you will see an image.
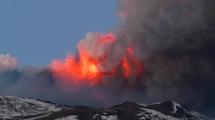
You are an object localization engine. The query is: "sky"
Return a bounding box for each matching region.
[0,0,116,66]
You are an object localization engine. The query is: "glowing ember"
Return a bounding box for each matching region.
[122,57,131,78]
[50,33,144,85]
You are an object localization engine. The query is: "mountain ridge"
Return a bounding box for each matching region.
[0,96,213,120]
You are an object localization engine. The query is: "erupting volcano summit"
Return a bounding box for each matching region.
[50,33,144,85]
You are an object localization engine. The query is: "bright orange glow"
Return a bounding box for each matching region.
[51,49,101,85]
[122,57,131,78]
[50,33,144,85]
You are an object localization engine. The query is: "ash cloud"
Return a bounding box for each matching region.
[116,0,215,116]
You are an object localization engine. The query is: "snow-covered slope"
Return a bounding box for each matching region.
[138,101,212,120]
[0,96,62,119]
[0,96,213,120]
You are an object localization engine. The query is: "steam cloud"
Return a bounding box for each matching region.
[0,54,18,72]
[0,0,215,117]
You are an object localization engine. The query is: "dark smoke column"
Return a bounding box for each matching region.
[116,0,215,116]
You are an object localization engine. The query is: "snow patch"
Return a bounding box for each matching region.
[93,114,99,119]
[137,108,181,120]
[172,101,182,114]
[24,113,52,120]
[55,115,78,120]
[101,115,118,120]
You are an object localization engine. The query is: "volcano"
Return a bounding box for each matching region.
[1,0,215,118]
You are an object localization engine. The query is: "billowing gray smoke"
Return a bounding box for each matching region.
[0,0,215,117]
[116,0,215,116]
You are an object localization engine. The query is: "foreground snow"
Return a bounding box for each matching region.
[0,96,213,120]
[0,96,61,119]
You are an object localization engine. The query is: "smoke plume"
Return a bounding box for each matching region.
[0,0,215,117]
[116,0,215,116]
